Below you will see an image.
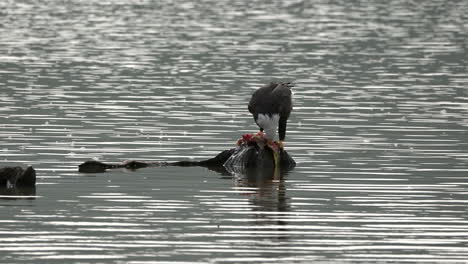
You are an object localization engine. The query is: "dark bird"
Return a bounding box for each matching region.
[248,82,293,143]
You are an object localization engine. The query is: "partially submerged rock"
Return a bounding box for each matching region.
[226,132,296,170]
[0,166,36,187]
[223,145,295,175]
[79,134,296,173]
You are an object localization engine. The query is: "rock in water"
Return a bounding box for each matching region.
[0,166,36,187]
[225,132,296,170]
[223,145,295,172]
[78,144,295,173]
[78,131,295,173]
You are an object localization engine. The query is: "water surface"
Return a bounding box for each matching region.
[1,0,468,263]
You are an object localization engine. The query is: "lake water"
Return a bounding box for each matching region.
[1,0,468,263]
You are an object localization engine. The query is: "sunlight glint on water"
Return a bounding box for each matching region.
[1,0,468,263]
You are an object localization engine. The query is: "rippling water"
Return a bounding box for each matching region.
[1,0,468,263]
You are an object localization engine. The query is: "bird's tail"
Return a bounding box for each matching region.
[284,81,294,88]
[273,81,294,92]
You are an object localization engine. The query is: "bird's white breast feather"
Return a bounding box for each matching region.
[257,114,280,140]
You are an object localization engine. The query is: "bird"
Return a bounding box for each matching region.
[248,82,293,146]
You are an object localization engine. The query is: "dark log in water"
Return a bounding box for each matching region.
[0,166,36,187]
[78,144,296,174]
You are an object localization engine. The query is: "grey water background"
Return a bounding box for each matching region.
[1,0,468,263]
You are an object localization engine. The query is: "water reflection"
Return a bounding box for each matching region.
[226,166,292,244]
[0,186,36,200]
[233,167,289,211]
